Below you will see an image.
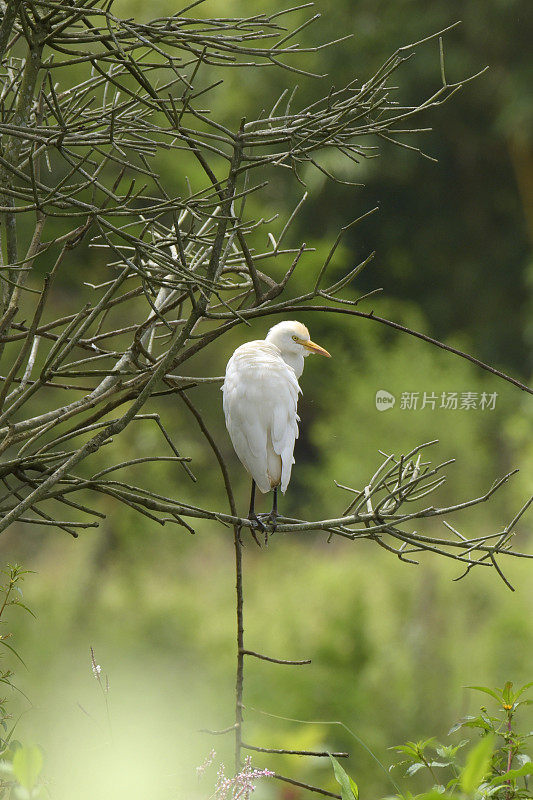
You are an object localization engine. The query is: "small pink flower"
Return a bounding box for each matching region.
[212,756,273,800]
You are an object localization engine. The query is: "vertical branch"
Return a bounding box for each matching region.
[234,529,244,771]
[1,14,43,315]
[0,214,45,354]
[0,0,22,62]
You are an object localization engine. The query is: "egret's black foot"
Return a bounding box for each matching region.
[257,510,278,544]
[247,513,266,547]
[266,509,278,528]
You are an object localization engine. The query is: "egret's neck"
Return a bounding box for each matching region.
[280,351,304,379]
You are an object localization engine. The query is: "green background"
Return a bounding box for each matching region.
[1,1,531,798]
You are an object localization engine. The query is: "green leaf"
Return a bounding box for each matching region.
[502,681,514,704]
[348,776,359,798]
[460,735,495,794]
[390,743,421,757]
[0,638,27,669]
[12,745,43,790]
[329,754,358,800]
[489,762,533,786]
[467,686,502,703]
[11,601,36,619]
[436,740,468,759]
[514,681,533,699]
[449,716,482,734]
[451,715,495,734]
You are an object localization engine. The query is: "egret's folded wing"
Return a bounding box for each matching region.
[223,347,271,492]
[269,365,301,493]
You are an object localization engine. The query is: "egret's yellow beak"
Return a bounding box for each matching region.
[301,339,331,357]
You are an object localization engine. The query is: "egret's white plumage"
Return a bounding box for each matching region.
[222,321,330,497]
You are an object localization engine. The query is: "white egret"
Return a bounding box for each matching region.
[222,320,331,539]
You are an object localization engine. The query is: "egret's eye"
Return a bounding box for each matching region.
[292,335,298,341]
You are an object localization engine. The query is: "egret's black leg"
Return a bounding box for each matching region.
[268,487,279,527]
[259,487,279,545]
[248,478,256,518]
[247,479,264,546]
[271,487,278,520]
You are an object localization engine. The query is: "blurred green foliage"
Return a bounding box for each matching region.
[332,681,533,799]
[0,0,531,798]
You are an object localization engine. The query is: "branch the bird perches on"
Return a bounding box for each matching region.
[0,3,530,795]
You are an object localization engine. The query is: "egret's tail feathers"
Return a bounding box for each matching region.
[266,432,282,492]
